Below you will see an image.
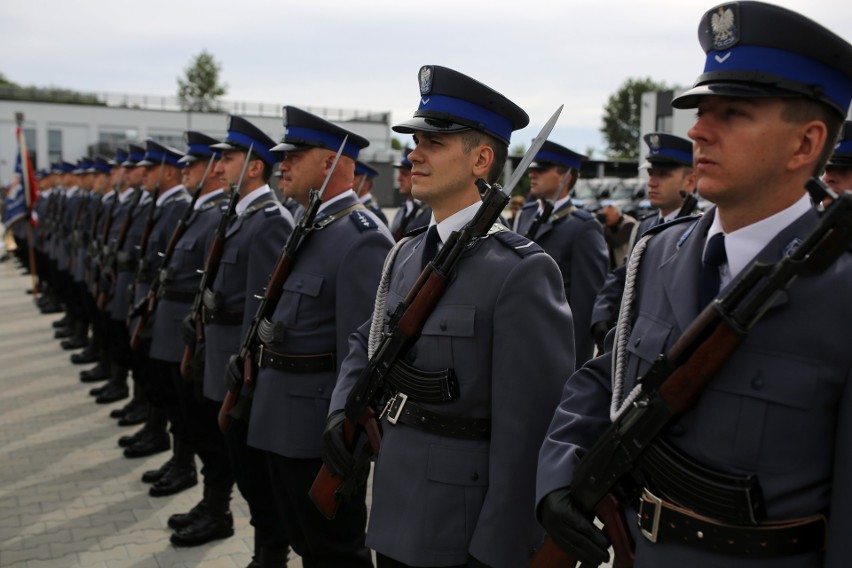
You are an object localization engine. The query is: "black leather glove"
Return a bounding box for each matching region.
[181,314,197,347]
[129,297,147,319]
[321,410,354,478]
[540,488,610,567]
[223,354,243,391]
[592,321,610,354]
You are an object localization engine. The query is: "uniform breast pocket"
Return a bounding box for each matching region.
[416,305,475,370]
[624,312,673,381]
[279,273,324,329]
[696,349,819,473]
[425,444,489,551]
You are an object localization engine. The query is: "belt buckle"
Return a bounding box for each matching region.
[639,488,663,544]
[385,393,408,425]
[257,343,265,366]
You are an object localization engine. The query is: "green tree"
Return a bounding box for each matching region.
[0,72,16,86]
[601,77,668,160]
[390,137,403,151]
[177,51,227,112]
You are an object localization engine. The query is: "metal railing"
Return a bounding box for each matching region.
[0,85,390,123]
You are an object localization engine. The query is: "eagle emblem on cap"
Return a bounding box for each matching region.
[711,5,738,50]
[649,134,660,150]
[419,66,433,96]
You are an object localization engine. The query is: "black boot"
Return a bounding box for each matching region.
[116,402,148,426]
[61,321,89,350]
[123,407,169,458]
[168,497,207,531]
[118,424,155,448]
[81,359,111,383]
[142,455,175,484]
[71,344,99,364]
[95,364,129,404]
[170,487,233,547]
[52,315,70,329]
[150,439,197,497]
[259,547,289,567]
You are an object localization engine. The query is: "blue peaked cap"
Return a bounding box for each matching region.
[393,65,529,145]
[828,121,852,166]
[211,115,278,167]
[529,140,587,171]
[271,106,369,161]
[355,161,379,178]
[643,133,693,167]
[121,144,146,167]
[673,1,852,118]
[138,139,185,168]
[179,131,221,164]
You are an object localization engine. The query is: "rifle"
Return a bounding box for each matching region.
[180,145,253,379]
[309,106,564,519]
[89,176,122,299]
[525,168,572,241]
[530,179,852,567]
[217,136,349,432]
[96,187,143,310]
[676,189,700,218]
[69,189,90,274]
[130,156,215,351]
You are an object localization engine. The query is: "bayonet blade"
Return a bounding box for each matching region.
[316,135,349,200]
[500,104,564,197]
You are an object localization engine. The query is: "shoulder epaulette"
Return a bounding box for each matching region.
[493,228,543,258]
[571,209,594,221]
[403,225,429,238]
[349,209,378,232]
[639,211,659,221]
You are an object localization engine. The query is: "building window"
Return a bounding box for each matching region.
[48,129,63,165]
[149,133,184,150]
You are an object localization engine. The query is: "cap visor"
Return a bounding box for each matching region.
[673,82,801,109]
[392,116,470,135]
[210,141,238,151]
[177,155,200,164]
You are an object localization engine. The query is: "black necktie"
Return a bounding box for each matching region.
[421,225,440,271]
[700,232,727,309]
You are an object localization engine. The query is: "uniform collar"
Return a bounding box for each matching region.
[195,188,225,209]
[156,184,186,207]
[236,185,271,215]
[319,189,356,214]
[706,193,811,287]
[430,200,480,245]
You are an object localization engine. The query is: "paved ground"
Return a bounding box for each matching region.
[0,258,298,568]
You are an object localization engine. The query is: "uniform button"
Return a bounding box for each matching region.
[634,337,642,347]
[317,387,325,394]
[751,378,764,390]
[296,281,303,289]
[439,321,447,331]
[470,472,479,482]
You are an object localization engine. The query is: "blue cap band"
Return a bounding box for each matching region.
[648,147,693,165]
[418,94,513,144]
[225,131,278,166]
[704,44,852,113]
[143,150,182,167]
[187,143,218,158]
[534,149,583,170]
[284,126,362,160]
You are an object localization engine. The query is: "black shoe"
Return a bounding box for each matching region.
[124,435,170,458]
[71,348,99,364]
[81,363,110,383]
[170,511,234,547]
[110,398,140,419]
[118,427,153,448]
[142,456,175,484]
[54,327,74,339]
[168,500,207,530]
[52,316,70,329]
[61,336,88,350]
[40,303,63,314]
[89,382,111,396]
[117,405,148,426]
[95,384,129,404]
[149,466,197,497]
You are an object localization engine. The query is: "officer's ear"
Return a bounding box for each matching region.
[471,143,494,179]
[788,119,828,174]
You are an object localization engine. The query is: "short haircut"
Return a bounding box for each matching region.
[461,130,508,184]
[780,99,843,176]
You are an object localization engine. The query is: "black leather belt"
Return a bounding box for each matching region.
[637,489,827,558]
[257,344,335,374]
[201,306,243,325]
[116,259,138,272]
[380,393,490,440]
[160,287,196,303]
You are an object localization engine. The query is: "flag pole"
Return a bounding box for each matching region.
[15,112,39,300]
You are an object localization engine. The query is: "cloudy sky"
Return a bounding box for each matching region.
[2,0,850,156]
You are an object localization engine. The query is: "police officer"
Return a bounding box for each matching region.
[388,148,430,240]
[238,105,391,566]
[515,141,609,366]
[537,3,852,567]
[590,133,698,350]
[178,116,294,558]
[326,65,575,568]
[355,160,388,225]
[822,120,852,194]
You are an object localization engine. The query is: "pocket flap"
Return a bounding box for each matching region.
[427,444,489,486]
[282,272,324,298]
[422,305,475,337]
